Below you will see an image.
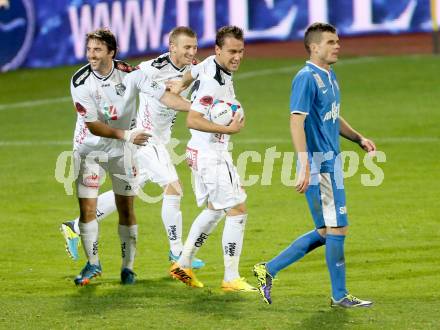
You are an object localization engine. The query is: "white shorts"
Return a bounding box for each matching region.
[186,147,247,210]
[75,151,138,198]
[136,143,179,187]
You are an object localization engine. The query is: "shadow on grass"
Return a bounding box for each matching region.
[64,275,252,320]
[298,308,349,329]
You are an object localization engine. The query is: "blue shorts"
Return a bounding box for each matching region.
[305,172,348,228]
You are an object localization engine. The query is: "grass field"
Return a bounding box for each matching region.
[1,54,439,329]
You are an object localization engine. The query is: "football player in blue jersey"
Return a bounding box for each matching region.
[253,22,376,308]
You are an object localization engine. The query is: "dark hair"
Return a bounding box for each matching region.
[215,25,244,47]
[86,28,117,59]
[304,22,337,54]
[169,26,197,45]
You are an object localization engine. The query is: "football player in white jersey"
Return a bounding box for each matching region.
[169,26,257,292]
[69,28,191,286]
[61,27,205,271]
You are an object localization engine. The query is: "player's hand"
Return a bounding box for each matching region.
[359,137,376,156]
[295,159,310,193]
[166,80,185,94]
[226,113,245,134]
[123,128,151,146]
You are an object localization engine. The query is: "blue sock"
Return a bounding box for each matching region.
[266,230,326,277]
[325,234,347,300]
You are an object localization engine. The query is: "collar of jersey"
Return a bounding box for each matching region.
[92,61,115,80]
[214,59,231,76]
[166,53,186,72]
[306,60,332,75]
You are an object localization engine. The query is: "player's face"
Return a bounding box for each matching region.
[86,39,114,75]
[313,32,340,67]
[215,37,244,72]
[170,35,198,68]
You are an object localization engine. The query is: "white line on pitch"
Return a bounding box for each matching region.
[0,57,379,111]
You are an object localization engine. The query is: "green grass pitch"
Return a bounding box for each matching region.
[0,55,439,329]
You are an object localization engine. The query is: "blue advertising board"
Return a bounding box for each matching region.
[0,0,436,71]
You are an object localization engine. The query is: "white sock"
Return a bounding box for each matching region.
[162,195,183,256]
[178,209,224,268]
[222,214,248,282]
[118,224,138,270]
[79,220,99,265]
[73,190,116,234]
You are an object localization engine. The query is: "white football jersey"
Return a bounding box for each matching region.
[188,55,236,151]
[136,53,194,145]
[70,60,165,157]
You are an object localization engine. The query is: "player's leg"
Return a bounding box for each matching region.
[111,156,139,285]
[139,144,205,268]
[320,172,372,308]
[208,158,255,292]
[73,156,103,286]
[254,172,326,303]
[162,181,206,269]
[115,194,137,285]
[221,201,256,292]
[60,190,116,260]
[264,173,326,277]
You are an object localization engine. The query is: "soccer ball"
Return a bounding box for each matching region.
[208,98,244,126]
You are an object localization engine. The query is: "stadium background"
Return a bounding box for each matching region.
[1,0,439,328]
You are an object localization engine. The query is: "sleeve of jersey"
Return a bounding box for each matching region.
[190,63,203,79]
[289,72,316,115]
[190,76,217,115]
[70,82,98,122]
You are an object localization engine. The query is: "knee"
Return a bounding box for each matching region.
[326,226,348,236]
[226,203,247,216]
[164,181,183,196]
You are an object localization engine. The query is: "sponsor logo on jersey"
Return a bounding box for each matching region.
[75,102,87,116]
[339,206,347,215]
[194,232,209,247]
[323,101,340,123]
[150,81,160,90]
[115,83,126,96]
[313,74,325,88]
[75,70,90,86]
[199,95,213,106]
[103,105,118,120]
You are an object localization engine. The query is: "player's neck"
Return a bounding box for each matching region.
[94,61,114,78]
[169,54,185,69]
[309,58,330,71]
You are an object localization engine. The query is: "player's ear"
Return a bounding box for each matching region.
[215,44,221,56]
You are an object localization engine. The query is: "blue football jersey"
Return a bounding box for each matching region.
[290,61,341,173]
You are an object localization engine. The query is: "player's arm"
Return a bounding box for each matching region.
[166,71,195,95]
[86,121,149,145]
[339,116,376,153]
[71,81,149,145]
[289,71,315,193]
[290,114,310,193]
[160,91,191,112]
[187,109,243,134]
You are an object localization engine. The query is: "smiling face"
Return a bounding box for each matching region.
[169,34,198,68]
[86,38,114,76]
[215,36,244,72]
[310,32,340,69]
